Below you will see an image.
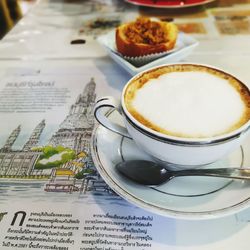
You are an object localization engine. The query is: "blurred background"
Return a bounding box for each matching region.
[1,0,250,40]
[0,0,37,39]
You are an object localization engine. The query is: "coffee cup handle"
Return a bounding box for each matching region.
[94,96,132,139]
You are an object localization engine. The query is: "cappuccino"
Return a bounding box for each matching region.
[124,64,250,138]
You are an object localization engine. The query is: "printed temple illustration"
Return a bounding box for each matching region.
[0,78,113,195]
[49,77,96,152]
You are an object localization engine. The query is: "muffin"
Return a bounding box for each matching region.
[116,17,178,57]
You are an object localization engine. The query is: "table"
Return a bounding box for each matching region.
[0,1,250,249]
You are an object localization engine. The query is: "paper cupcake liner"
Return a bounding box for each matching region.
[123,50,176,67]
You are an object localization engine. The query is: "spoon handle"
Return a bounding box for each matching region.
[174,168,250,180]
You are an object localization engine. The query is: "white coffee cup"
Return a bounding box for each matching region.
[94,63,250,168]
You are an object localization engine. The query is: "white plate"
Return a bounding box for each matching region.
[91,110,250,220]
[97,29,199,75]
[124,0,216,9]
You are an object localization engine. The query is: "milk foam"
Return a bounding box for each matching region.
[132,71,246,137]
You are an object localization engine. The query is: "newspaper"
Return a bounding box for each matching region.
[0,64,156,250]
[0,61,249,250]
[1,1,250,249]
[0,62,192,250]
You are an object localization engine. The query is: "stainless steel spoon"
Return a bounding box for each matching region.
[116,160,250,186]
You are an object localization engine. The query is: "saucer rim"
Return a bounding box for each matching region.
[91,114,250,220]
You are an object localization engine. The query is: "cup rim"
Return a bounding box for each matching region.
[121,62,250,144]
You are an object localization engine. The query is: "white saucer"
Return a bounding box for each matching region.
[91,110,250,219]
[97,30,199,75]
